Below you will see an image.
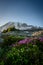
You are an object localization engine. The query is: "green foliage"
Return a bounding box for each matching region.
[0,61,4,65]
[1,35,24,46]
[0,37,43,65]
[36,39,43,51]
[0,43,43,65]
[3,45,40,65]
[2,27,20,33]
[0,48,4,59]
[2,30,8,33]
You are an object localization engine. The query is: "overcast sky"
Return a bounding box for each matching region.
[0,0,43,27]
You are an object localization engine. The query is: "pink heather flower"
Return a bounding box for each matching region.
[18,38,31,44]
[39,37,43,42]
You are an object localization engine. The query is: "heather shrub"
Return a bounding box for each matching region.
[0,61,4,65]
[0,48,4,59]
[0,37,43,65]
[3,44,40,65]
[1,35,24,46]
[36,39,43,51]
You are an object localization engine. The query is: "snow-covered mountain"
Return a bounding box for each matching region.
[0,22,33,32]
[0,22,14,32]
[0,22,43,32]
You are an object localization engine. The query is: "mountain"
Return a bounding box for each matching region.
[0,22,43,32]
[0,22,14,32]
[0,22,33,32]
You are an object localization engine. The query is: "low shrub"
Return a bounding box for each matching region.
[1,35,24,46]
[0,37,43,65]
[1,44,42,65]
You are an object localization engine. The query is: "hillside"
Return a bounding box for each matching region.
[32,30,43,36]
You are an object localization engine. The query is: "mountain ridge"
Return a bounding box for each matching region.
[0,22,43,32]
